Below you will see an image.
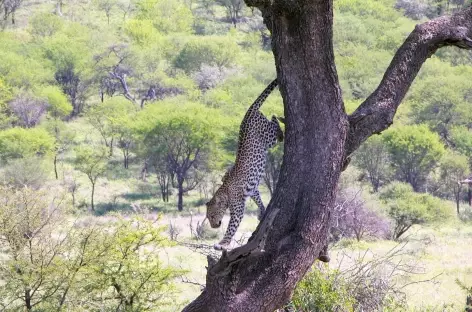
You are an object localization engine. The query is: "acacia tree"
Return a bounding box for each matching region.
[183,2,472,311]
[139,103,218,211]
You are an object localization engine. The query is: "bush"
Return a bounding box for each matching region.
[290,267,355,312]
[173,37,240,73]
[0,127,55,162]
[330,188,391,242]
[383,125,445,192]
[380,182,453,240]
[1,157,50,189]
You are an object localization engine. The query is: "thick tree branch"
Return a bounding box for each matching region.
[346,6,472,158]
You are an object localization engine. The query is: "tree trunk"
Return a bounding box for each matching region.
[456,188,460,214]
[56,0,63,16]
[54,154,59,180]
[25,288,32,311]
[183,2,472,311]
[177,178,184,212]
[91,181,95,212]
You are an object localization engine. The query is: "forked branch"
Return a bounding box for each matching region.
[346,6,472,157]
[208,208,280,276]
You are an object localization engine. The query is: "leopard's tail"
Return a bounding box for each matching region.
[247,79,278,114]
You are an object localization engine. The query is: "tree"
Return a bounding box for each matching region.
[42,85,74,179]
[183,2,472,311]
[94,0,117,25]
[383,124,445,191]
[0,127,55,162]
[43,33,93,117]
[409,74,472,142]
[353,135,391,192]
[379,182,452,240]
[74,146,108,211]
[86,97,137,156]
[173,37,240,73]
[79,216,180,310]
[140,103,218,211]
[439,152,470,214]
[0,186,180,311]
[215,0,245,26]
[8,93,48,128]
[0,0,24,28]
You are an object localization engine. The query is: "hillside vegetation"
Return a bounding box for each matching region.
[0,0,472,311]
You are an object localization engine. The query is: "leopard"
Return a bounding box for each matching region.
[206,79,283,250]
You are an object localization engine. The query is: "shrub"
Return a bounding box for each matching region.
[382,124,444,192]
[173,37,240,73]
[1,157,49,189]
[330,188,391,242]
[380,182,453,240]
[290,267,355,312]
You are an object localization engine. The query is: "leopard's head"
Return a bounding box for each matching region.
[206,188,229,228]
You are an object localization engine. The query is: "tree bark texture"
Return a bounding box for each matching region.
[184,2,472,311]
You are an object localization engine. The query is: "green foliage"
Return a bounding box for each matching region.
[0,127,55,162]
[80,215,181,310]
[1,157,50,188]
[383,125,445,191]
[0,185,179,311]
[29,12,64,38]
[290,267,355,312]
[41,85,73,117]
[438,152,470,212]
[125,19,162,46]
[450,126,472,167]
[380,182,453,239]
[74,146,109,211]
[409,72,472,141]
[353,135,391,192]
[173,37,240,73]
[135,0,194,34]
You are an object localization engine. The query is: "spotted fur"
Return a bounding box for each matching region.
[206,79,283,250]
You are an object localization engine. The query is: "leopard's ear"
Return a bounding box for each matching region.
[205,202,210,207]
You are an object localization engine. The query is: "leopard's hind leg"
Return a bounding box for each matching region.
[250,189,265,221]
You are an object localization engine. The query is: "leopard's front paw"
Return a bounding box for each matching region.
[214,240,230,251]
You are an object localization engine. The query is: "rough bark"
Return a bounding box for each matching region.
[184,2,472,312]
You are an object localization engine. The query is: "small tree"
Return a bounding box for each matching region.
[74,146,108,211]
[439,152,470,214]
[42,85,74,179]
[383,125,445,191]
[8,93,48,128]
[86,97,137,156]
[81,216,181,310]
[173,37,240,73]
[139,103,219,211]
[380,182,452,240]
[353,135,391,192]
[0,127,55,162]
[0,186,180,311]
[0,186,70,311]
[215,0,245,26]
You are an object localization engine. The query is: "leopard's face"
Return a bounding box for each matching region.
[206,188,228,228]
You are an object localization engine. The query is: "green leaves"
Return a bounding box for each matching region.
[383,124,445,191]
[380,182,453,239]
[0,127,55,162]
[173,37,240,73]
[41,85,72,117]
